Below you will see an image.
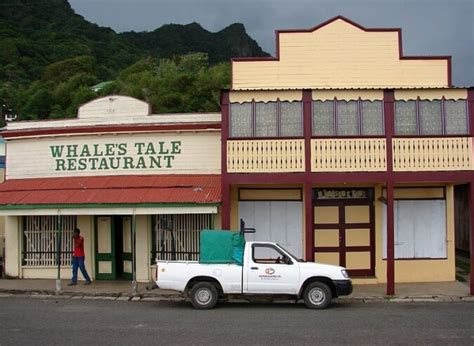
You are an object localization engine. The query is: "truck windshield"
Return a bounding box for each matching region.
[276,244,306,263]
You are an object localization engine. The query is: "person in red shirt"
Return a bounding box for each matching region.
[68,228,92,285]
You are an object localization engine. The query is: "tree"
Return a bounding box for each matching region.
[22,87,54,120]
[109,53,230,114]
[42,55,97,83]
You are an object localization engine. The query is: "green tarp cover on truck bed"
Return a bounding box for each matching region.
[199,230,245,266]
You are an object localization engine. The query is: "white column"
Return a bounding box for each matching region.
[5,216,20,278]
[135,215,150,282]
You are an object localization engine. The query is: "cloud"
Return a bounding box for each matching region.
[69,0,474,85]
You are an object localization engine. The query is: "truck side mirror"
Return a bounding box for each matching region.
[240,219,256,234]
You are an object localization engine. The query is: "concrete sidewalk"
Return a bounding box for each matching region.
[0,278,472,303]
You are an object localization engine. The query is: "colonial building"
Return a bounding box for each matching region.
[1,16,473,296]
[0,96,221,282]
[220,16,474,295]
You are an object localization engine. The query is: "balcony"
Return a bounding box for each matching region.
[226,137,473,173]
[227,139,305,173]
[311,138,387,172]
[392,137,473,171]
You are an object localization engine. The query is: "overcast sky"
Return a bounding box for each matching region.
[69,0,474,86]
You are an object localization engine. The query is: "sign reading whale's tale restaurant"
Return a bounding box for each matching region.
[50,141,182,171]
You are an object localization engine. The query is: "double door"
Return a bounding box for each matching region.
[95,216,133,280]
[313,197,375,276]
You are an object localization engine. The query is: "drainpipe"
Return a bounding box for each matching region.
[55,211,62,294]
[131,211,138,296]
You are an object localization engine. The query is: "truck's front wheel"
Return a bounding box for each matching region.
[303,282,332,309]
[189,282,218,309]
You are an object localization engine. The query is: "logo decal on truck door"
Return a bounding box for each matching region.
[265,268,275,275]
[259,268,281,280]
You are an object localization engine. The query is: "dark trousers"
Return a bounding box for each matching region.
[71,256,91,283]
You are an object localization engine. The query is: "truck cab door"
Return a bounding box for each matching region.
[245,243,300,294]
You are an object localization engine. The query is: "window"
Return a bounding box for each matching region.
[239,200,304,258]
[419,100,442,135]
[445,100,469,135]
[312,99,384,136]
[395,101,417,135]
[252,244,292,264]
[230,103,252,137]
[312,101,334,136]
[395,99,468,136]
[22,216,76,266]
[382,200,447,259]
[280,102,303,136]
[362,101,384,135]
[255,102,277,137]
[337,101,359,136]
[151,214,212,261]
[230,101,303,138]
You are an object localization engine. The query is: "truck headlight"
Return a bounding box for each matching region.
[341,269,349,278]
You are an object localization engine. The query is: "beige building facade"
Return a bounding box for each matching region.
[221,16,474,294]
[1,96,221,282]
[1,17,473,295]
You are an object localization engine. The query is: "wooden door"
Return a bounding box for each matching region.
[95,216,116,280]
[313,192,375,277]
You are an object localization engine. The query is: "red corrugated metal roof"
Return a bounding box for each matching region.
[0,175,221,206]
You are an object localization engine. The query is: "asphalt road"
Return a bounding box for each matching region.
[0,297,473,345]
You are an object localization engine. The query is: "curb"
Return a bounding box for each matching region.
[0,288,182,302]
[0,289,472,303]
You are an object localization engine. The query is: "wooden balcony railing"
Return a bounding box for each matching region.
[226,137,473,174]
[392,137,473,171]
[311,138,387,172]
[227,139,305,173]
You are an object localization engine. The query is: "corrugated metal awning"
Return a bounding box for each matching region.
[0,174,221,215]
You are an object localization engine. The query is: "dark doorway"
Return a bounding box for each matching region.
[114,216,124,279]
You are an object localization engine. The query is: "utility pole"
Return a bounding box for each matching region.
[131,212,138,296]
[56,214,62,294]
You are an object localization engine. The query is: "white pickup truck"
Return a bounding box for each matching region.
[155,241,352,309]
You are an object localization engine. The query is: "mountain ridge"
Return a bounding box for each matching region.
[0,0,268,121]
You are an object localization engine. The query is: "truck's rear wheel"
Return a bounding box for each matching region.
[303,282,332,309]
[189,282,218,309]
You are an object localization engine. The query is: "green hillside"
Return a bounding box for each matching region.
[0,0,269,124]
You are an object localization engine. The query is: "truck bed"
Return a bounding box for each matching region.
[156,261,243,294]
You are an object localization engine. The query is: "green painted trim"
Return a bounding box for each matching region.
[0,203,220,210]
[122,216,133,280]
[111,217,116,279]
[94,216,117,280]
[94,216,98,279]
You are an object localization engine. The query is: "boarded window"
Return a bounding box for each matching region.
[239,201,303,258]
[382,200,446,259]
